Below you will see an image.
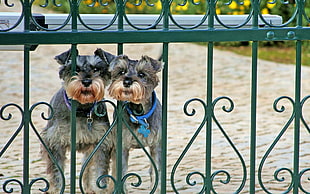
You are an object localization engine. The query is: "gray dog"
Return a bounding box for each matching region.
[40,48,115,194]
[108,55,162,192]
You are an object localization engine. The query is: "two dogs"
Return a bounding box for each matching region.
[40,48,162,193]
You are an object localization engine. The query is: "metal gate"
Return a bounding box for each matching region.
[1,0,310,193]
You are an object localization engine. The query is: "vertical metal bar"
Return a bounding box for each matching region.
[70,45,78,194]
[293,1,303,193]
[205,42,213,194]
[205,0,215,193]
[116,43,123,194]
[23,45,31,194]
[293,40,302,194]
[250,41,258,194]
[115,0,124,193]
[70,0,78,192]
[250,0,259,192]
[160,1,169,193]
[23,0,31,192]
[161,42,168,194]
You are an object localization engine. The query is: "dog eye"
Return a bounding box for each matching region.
[93,67,99,72]
[118,70,126,76]
[138,72,145,78]
[75,66,80,72]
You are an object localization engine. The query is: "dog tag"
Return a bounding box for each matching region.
[138,125,150,138]
[87,118,93,131]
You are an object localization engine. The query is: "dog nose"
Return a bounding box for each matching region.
[123,77,133,87]
[82,79,92,87]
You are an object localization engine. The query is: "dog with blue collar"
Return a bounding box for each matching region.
[108,54,162,193]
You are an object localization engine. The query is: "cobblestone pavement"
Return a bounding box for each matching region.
[1,4,310,194]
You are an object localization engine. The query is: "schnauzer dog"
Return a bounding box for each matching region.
[108,54,162,192]
[40,48,115,194]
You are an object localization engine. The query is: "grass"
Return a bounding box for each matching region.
[215,44,310,66]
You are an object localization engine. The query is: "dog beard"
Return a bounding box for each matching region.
[65,76,105,104]
[108,80,145,104]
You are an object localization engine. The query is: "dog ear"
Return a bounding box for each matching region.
[141,55,162,72]
[54,49,79,65]
[94,48,116,65]
[108,55,128,71]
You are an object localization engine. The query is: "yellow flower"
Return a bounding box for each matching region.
[261,8,269,14]
[266,2,276,9]
[216,8,221,14]
[154,1,162,10]
[126,3,135,9]
[175,3,189,11]
[243,0,251,7]
[84,0,93,5]
[229,1,238,10]
[94,1,100,7]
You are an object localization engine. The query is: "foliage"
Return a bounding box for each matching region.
[32,0,310,25]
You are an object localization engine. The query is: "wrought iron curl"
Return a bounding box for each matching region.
[210,170,231,193]
[211,96,247,193]
[213,0,252,29]
[29,102,54,136]
[35,0,62,8]
[258,0,297,27]
[76,0,117,31]
[274,167,293,183]
[123,0,163,30]
[0,103,24,121]
[223,0,243,6]
[212,96,234,113]
[301,95,310,133]
[96,174,116,190]
[29,178,50,192]
[28,102,65,194]
[119,102,159,193]
[273,96,294,113]
[121,172,142,188]
[4,0,14,7]
[257,167,295,194]
[29,0,71,31]
[0,1,24,32]
[299,168,310,193]
[0,103,24,157]
[211,170,231,184]
[126,0,155,7]
[183,98,208,116]
[80,99,116,193]
[171,98,207,193]
[168,0,208,29]
[3,179,23,193]
[84,0,109,7]
[258,96,295,193]
[185,171,206,193]
[176,0,200,6]
[29,102,54,121]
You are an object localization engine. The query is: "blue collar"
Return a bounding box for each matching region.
[63,89,97,131]
[126,91,157,138]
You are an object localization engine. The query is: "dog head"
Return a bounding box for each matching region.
[55,48,115,104]
[108,55,162,104]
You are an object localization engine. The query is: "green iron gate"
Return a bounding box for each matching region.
[1,0,310,193]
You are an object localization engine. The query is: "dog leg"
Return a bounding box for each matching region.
[122,148,129,193]
[81,147,97,194]
[109,148,129,193]
[94,145,112,194]
[41,144,66,194]
[150,145,162,193]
